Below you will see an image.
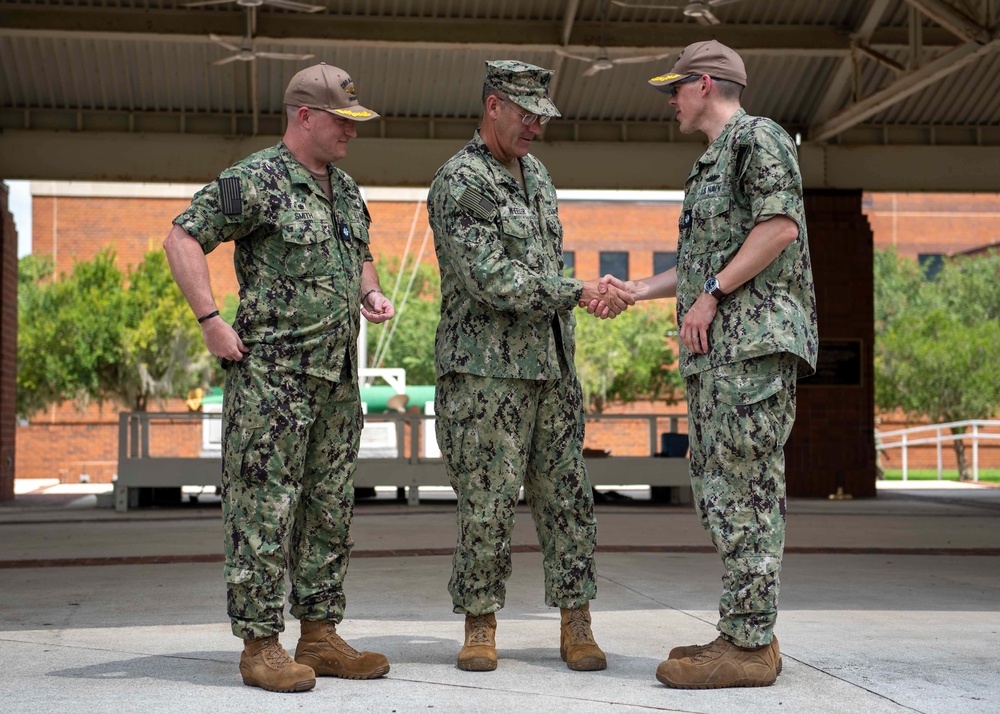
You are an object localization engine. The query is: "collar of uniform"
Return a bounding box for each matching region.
[693,108,747,169]
[277,141,329,187]
[470,129,532,196]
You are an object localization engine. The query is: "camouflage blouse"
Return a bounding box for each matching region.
[174,142,373,382]
[428,131,583,380]
[677,109,818,378]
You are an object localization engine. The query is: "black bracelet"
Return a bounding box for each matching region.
[362,288,382,302]
[197,310,220,324]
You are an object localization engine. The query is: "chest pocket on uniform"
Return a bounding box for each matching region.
[500,214,539,266]
[281,220,336,277]
[689,195,733,254]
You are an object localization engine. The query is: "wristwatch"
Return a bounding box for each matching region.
[703,276,727,300]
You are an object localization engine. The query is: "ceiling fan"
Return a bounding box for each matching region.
[208,33,315,65]
[558,0,672,77]
[556,47,673,77]
[183,0,324,13]
[610,0,747,27]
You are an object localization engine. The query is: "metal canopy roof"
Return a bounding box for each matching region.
[2,0,1000,189]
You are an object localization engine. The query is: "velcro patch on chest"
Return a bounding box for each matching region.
[218,177,243,216]
[456,185,498,222]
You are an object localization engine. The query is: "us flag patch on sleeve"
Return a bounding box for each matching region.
[456,185,497,221]
[218,177,242,216]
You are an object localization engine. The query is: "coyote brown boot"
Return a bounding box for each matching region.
[294,620,390,680]
[457,614,497,671]
[240,634,316,693]
[669,635,782,674]
[559,603,607,671]
[656,636,780,689]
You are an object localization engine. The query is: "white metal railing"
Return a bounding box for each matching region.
[876,420,1000,482]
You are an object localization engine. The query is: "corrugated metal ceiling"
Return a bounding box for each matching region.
[1,0,999,143]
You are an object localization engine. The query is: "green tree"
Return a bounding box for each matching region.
[116,250,208,410]
[873,246,924,337]
[365,259,440,386]
[875,249,1000,479]
[17,248,209,416]
[574,302,683,413]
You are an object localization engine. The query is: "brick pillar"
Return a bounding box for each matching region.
[786,189,877,499]
[0,183,16,502]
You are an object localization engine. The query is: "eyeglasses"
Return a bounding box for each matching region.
[497,97,551,126]
[668,76,702,98]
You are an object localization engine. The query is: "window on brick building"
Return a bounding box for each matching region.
[599,251,628,280]
[653,251,677,274]
[918,253,944,280]
[562,251,575,277]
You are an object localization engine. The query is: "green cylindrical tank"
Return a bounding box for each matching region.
[359,385,436,413]
[198,386,433,413]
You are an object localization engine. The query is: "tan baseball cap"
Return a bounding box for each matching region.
[648,40,747,90]
[284,63,379,121]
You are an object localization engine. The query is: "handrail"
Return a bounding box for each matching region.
[876,419,1000,482]
[119,411,691,464]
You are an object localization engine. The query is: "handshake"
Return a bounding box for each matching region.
[578,274,635,319]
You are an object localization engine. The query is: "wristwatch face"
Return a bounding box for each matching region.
[704,277,719,294]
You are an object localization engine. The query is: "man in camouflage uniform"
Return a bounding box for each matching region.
[164,64,394,693]
[590,40,818,689]
[427,60,633,673]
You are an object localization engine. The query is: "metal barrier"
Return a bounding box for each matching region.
[115,411,691,511]
[876,419,1000,481]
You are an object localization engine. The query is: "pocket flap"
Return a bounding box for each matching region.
[280,220,334,245]
[715,372,784,406]
[692,195,731,220]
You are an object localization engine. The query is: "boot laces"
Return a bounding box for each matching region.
[566,609,595,644]
[691,637,730,664]
[259,636,294,667]
[467,615,494,646]
[323,626,361,657]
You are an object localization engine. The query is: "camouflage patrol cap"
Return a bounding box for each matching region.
[284,63,379,121]
[648,40,747,90]
[485,60,561,118]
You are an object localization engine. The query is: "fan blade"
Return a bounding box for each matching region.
[183,0,235,7]
[708,0,746,6]
[554,48,597,63]
[696,10,722,25]
[612,52,673,65]
[209,34,243,52]
[581,64,607,77]
[263,0,325,12]
[212,54,244,66]
[610,1,686,8]
[255,51,316,61]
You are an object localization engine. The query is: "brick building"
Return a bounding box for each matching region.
[14,183,1000,484]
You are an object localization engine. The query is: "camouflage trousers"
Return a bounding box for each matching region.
[686,352,798,648]
[222,353,361,640]
[435,367,598,615]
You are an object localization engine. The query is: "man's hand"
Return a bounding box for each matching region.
[201,317,250,362]
[362,290,395,324]
[581,274,636,318]
[678,292,719,354]
[579,277,634,319]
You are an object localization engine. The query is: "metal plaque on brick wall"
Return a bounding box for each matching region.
[801,339,863,386]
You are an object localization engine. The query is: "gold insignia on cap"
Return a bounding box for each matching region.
[333,108,374,118]
[650,73,683,83]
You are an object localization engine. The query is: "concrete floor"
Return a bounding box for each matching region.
[1,481,998,713]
